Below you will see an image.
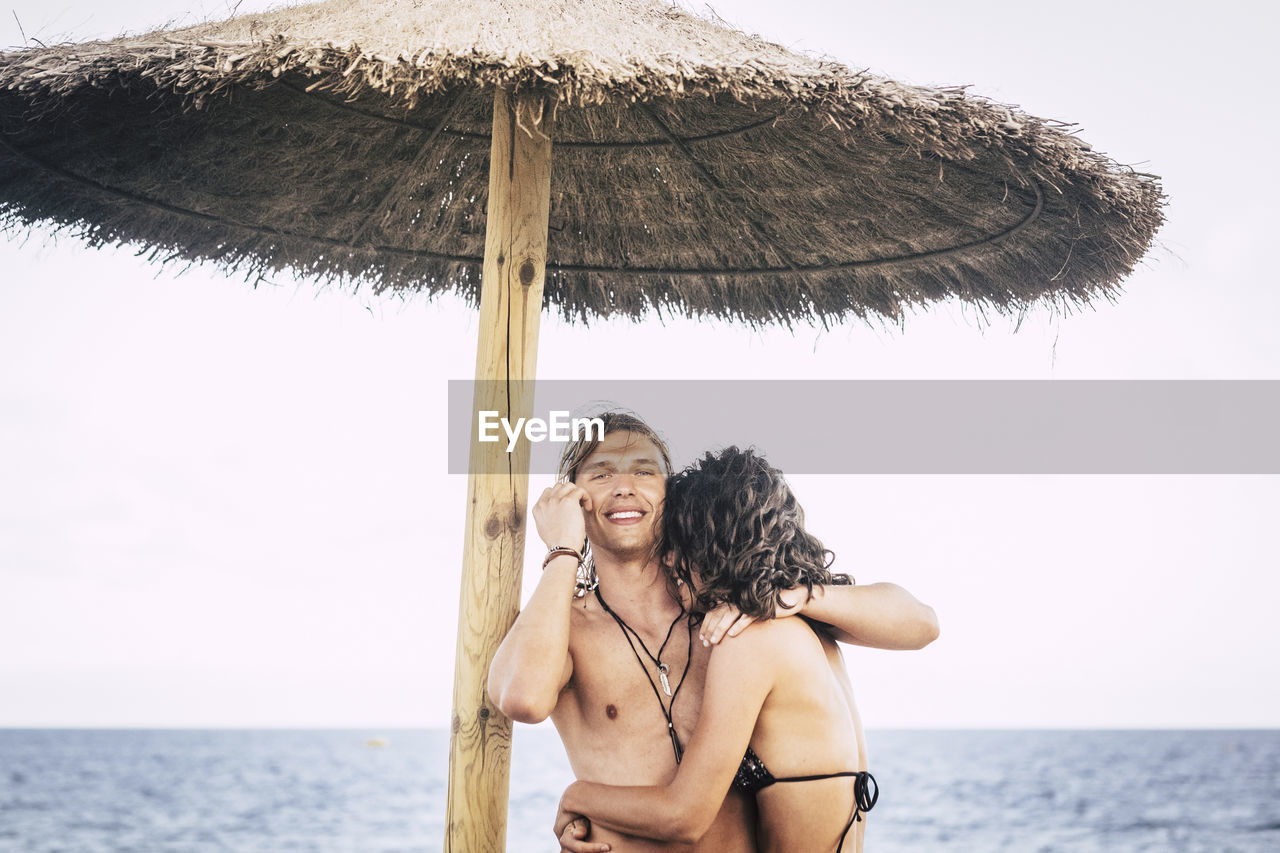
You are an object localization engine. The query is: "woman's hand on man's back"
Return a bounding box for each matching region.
[699,586,814,646]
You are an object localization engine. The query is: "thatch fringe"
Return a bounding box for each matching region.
[0,0,1164,326]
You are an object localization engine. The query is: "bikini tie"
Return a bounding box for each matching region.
[852,771,879,821]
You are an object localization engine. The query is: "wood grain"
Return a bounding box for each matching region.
[444,88,554,853]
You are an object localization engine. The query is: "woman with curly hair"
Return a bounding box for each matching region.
[557,447,881,853]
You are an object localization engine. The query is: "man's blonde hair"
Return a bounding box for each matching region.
[557,411,673,483]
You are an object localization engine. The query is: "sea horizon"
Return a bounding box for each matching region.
[3,727,1277,851]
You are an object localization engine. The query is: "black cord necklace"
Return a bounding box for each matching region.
[594,585,694,764]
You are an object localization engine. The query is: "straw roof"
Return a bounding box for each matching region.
[0,0,1164,325]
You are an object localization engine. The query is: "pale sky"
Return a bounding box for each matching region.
[1,0,1277,729]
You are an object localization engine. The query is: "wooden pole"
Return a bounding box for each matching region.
[445,88,553,853]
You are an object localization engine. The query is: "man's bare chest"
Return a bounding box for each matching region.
[560,613,711,775]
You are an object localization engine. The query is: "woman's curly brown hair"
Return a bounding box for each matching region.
[662,447,852,619]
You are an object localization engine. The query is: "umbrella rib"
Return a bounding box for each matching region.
[0,137,1043,278]
[276,79,783,149]
[635,101,799,272]
[346,92,465,248]
[555,183,1042,273]
[0,135,479,265]
[550,177,1045,274]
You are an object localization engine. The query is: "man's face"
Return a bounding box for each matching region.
[574,430,666,562]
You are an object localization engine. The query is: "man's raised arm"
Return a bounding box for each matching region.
[486,483,591,723]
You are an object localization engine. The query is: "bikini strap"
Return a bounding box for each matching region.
[771,769,879,852]
[769,770,861,783]
[770,770,877,812]
[836,810,857,853]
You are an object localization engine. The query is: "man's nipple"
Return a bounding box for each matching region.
[605,704,618,720]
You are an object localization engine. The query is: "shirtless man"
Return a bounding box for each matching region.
[488,413,939,852]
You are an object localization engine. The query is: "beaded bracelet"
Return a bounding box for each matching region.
[542,546,583,571]
[542,545,596,599]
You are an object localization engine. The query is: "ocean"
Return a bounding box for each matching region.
[1,729,1277,852]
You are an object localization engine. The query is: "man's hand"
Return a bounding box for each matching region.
[556,801,610,853]
[699,586,812,646]
[533,481,593,550]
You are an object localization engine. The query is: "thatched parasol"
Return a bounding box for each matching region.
[0,0,1163,848]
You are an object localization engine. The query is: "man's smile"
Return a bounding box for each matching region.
[605,509,647,524]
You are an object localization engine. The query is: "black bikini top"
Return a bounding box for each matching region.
[732,745,776,794]
[731,745,880,852]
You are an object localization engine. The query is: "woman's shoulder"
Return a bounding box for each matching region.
[717,616,824,661]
